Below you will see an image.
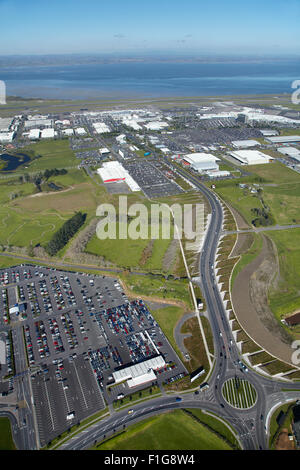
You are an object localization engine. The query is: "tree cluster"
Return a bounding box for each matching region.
[45,212,86,256]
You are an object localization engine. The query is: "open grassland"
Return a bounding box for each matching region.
[0,418,16,450]
[213,161,300,226]
[120,273,192,309]
[149,305,185,360]
[18,139,78,171]
[266,228,300,319]
[93,409,232,450]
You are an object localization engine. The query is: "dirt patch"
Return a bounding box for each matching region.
[230,232,255,258]
[139,240,154,266]
[162,238,180,272]
[231,234,295,365]
[249,235,291,344]
[275,428,295,450]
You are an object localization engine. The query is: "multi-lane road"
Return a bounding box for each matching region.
[2,158,300,451]
[59,161,300,451]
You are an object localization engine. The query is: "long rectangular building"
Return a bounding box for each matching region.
[112,355,165,389]
[266,135,300,144]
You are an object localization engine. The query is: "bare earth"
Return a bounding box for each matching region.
[275,428,295,450]
[231,234,294,365]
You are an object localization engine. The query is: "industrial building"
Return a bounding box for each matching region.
[277,146,300,160]
[232,139,261,148]
[97,161,140,191]
[259,129,279,137]
[75,128,87,136]
[229,150,274,165]
[0,117,14,132]
[266,135,300,144]
[112,355,165,388]
[93,122,110,134]
[40,128,55,139]
[144,121,169,131]
[28,129,41,140]
[24,118,53,129]
[182,152,220,173]
[0,131,15,142]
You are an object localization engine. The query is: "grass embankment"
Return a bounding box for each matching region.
[92,409,233,450]
[0,418,17,450]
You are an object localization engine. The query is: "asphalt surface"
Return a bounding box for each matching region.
[59,161,300,451]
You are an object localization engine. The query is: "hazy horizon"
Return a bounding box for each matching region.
[0,0,299,56]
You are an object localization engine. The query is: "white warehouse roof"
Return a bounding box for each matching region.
[40,128,55,139]
[277,146,300,160]
[230,150,274,165]
[183,152,220,165]
[97,161,140,191]
[232,139,261,148]
[266,135,300,144]
[93,122,110,134]
[112,355,165,387]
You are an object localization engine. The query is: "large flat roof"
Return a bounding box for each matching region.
[266,135,300,143]
[230,150,274,165]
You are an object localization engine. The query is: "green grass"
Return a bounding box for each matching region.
[266,228,300,319]
[0,418,17,450]
[214,161,300,226]
[231,233,263,289]
[93,409,232,450]
[150,305,186,359]
[121,273,192,308]
[20,139,78,170]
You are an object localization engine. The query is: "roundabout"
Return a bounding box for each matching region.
[222,377,258,410]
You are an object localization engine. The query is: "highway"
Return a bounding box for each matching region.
[58,161,300,451]
[2,157,300,451]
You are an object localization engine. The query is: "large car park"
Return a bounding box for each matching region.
[0,264,187,447]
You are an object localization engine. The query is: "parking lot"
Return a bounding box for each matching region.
[123,159,183,198]
[0,264,187,445]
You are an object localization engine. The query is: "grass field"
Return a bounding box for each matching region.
[120,273,192,309]
[19,139,78,171]
[0,418,16,450]
[266,228,300,319]
[214,161,300,226]
[93,409,232,450]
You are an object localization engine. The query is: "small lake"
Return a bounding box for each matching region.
[0,153,31,172]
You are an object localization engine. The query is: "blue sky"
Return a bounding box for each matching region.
[0,0,299,56]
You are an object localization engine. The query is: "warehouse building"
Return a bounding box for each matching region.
[0,131,15,142]
[229,150,274,165]
[28,129,41,140]
[97,161,140,191]
[0,117,14,132]
[24,118,53,129]
[93,122,110,134]
[40,128,55,139]
[277,146,300,160]
[182,153,220,173]
[112,355,165,388]
[232,139,261,148]
[266,135,300,144]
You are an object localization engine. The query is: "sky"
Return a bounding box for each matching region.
[0,0,300,56]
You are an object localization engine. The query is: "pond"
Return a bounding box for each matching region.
[0,153,31,172]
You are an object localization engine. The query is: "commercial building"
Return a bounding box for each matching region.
[232,139,261,148]
[97,161,140,191]
[62,129,74,136]
[144,121,169,131]
[229,150,274,165]
[0,117,14,132]
[112,355,165,388]
[40,128,55,139]
[277,146,300,160]
[28,129,41,140]
[260,129,279,137]
[93,122,110,134]
[75,127,87,136]
[182,153,220,173]
[266,135,300,144]
[24,119,53,129]
[0,131,15,142]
